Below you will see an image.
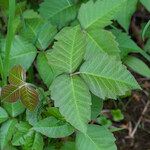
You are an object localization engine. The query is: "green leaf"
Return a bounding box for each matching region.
[47,26,86,73]
[78,0,125,30]
[22,9,40,19]
[3,101,25,117]
[46,107,65,121]
[31,133,44,150]
[12,128,44,150]
[76,125,117,150]
[36,52,57,87]
[39,0,77,27]
[1,36,37,70]
[50,75,91,133]
[8,65,26,86]
[97,116,112,128]
[111,29,142,58]
[85,29,120,60]
[140,0,150,11]
[124,56,150,78]
[142,20,150,40]
[20,86,39,111]
[91,95,103,120]
[60,141,76,150]
[116,0,138,31]
[3,0,16,85]
[0,119,17,150]
[111,29,150,61]
[144,39,150,54]
[80,53,140,99]
[0,107,9,124]
[22,18,57,50]
[1,85,20,102]
[12,122,31,146]
[33,117,74,138]
[111,109,124,122]
[26,102,42,126]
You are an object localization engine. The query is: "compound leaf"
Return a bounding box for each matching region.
[80,53,141,99]
[33,117,74,138]
[76,125,117,150]
[50,75,91,133]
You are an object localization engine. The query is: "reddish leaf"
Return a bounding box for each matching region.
[1,85,20,102]
[20,86,38,111]
[9,65,26,86]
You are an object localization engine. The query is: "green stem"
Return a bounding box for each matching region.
[3,0,16,85]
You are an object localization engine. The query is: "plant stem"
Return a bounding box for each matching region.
[70,72,80,76]
[3,0,16,85]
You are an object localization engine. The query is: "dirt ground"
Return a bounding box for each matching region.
[115,78,150,150]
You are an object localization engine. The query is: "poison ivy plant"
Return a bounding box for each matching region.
[1,65,39,111]
[1,0,150,149]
